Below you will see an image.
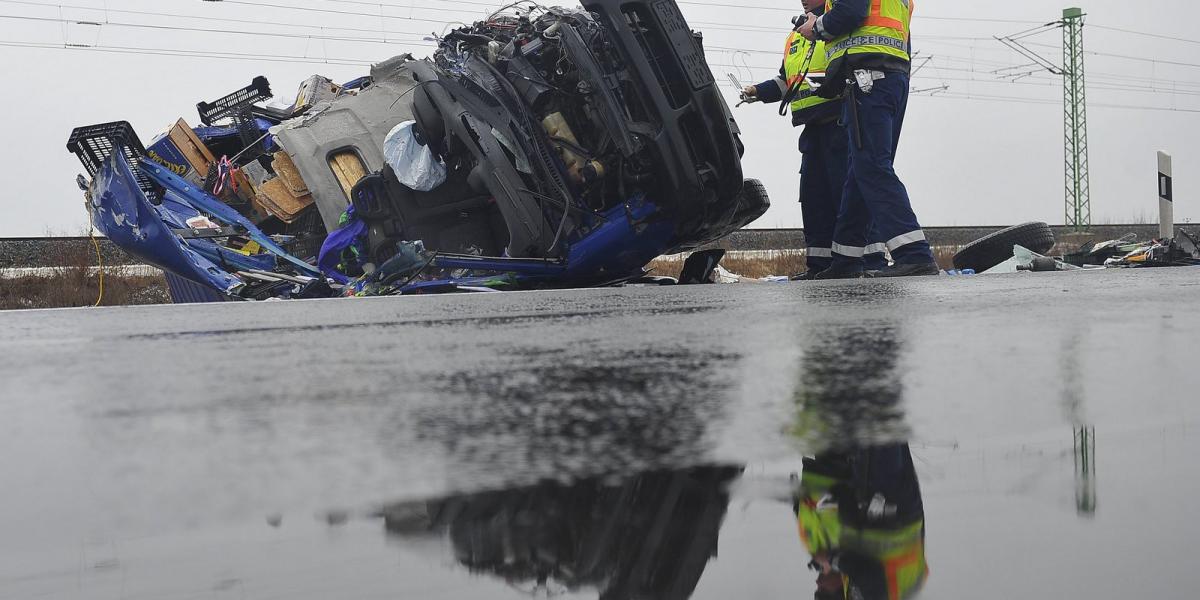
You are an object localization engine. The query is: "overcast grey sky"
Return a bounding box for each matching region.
[0,0,1196,236]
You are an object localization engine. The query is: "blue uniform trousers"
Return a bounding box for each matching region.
[800,119,887,273]
[831,72,933,270]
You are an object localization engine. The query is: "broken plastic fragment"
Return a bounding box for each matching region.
[185,215,220,229]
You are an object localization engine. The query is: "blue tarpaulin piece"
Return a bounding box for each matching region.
[193,119,277,151]
[317,209,367,285]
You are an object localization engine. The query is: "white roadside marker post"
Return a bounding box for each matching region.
[1158,151,1174,240]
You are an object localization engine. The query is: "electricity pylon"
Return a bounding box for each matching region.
[1062,8,1090,232]
[997,8,1090,232]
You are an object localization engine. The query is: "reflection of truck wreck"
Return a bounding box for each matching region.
[378,467,743,599]
[66,0,768,300]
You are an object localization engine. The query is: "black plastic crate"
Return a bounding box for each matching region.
[66,121,145,176]
[66,121,160,201]
[197,76,273,126]
[281,207,327,262]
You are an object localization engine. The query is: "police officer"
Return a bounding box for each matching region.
[799,0,940,278]
[743,0,887,278]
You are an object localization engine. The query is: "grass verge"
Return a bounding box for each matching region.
[1,239,169,310]
[647,246,964,280]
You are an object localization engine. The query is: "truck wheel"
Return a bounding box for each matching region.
[953,222,1056,272]
[731,178,770,229]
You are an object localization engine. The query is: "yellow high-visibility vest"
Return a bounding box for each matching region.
[823,0,913,77]
[784,32,838,118]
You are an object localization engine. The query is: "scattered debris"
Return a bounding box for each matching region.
[953,222,1056,273]
[66,1,768,302]
[1066,229,1200,268]
[679,249,726,284]
[983,245,1094,274]
[955,223,1200,275]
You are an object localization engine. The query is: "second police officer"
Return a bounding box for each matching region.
[743,0,888,279]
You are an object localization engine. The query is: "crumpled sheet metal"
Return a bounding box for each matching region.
[273,55,420,233]
[90,152,243,294]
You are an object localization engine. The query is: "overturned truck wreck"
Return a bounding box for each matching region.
[67,1,768,301]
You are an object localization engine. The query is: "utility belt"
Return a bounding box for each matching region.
[848,69,888,95]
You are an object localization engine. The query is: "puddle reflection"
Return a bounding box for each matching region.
[375,315,933,599]
[378,466,743,599]
[795,444,927,600]
[373,439,929,600]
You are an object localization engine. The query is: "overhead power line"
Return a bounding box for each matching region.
[677,0,1046,24]
[0,0,1100,47]
[10,10,1200,104]
[921,90,1200,113]
[0,0,440,38]
[238,0,1053,24]
[1088,23,1200,46]
[1021,39,1200,70]
[8,0,1200,115]
[0,12,431,44]
[215,0,493,20]
[0,38,378,64]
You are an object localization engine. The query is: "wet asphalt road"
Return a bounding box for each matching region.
[2,268,1199,599]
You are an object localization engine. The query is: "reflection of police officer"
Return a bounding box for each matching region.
[795,444,928,600]
[743,0,886,278]
[789,310,927,599]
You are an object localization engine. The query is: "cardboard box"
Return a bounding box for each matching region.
[255,177,314,223]
[145,119,216,186]
[272,152,310,196]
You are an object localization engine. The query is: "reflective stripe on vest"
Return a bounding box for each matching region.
[842,519,928,600]
[864,0,906,31]
[796,471,841,554]
[884,539,929,600]
[784,32,837,119]
[823,0,912,72]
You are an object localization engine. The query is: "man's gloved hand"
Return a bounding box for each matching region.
[799,13,818,41]
[742,85,759,99]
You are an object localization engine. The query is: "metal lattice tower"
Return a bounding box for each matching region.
[1074,426,1097,515]
[1063,8,1091,232]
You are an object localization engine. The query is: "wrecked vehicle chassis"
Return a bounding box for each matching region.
[67,0,768,300]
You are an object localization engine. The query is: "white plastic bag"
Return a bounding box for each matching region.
[384,120,447,192]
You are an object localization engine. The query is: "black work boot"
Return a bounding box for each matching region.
[871,262,940,278]
[813,265,866,280]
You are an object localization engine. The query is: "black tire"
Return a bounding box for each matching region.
[731,178,771,229]
[953,222,1056,272]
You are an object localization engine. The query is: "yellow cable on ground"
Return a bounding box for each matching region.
[88,221,105,307]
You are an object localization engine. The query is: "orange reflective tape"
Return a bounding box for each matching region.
[866,0,906,32]
[884,543,925,600]
[864,15,905,30]
[788,69,826,88]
